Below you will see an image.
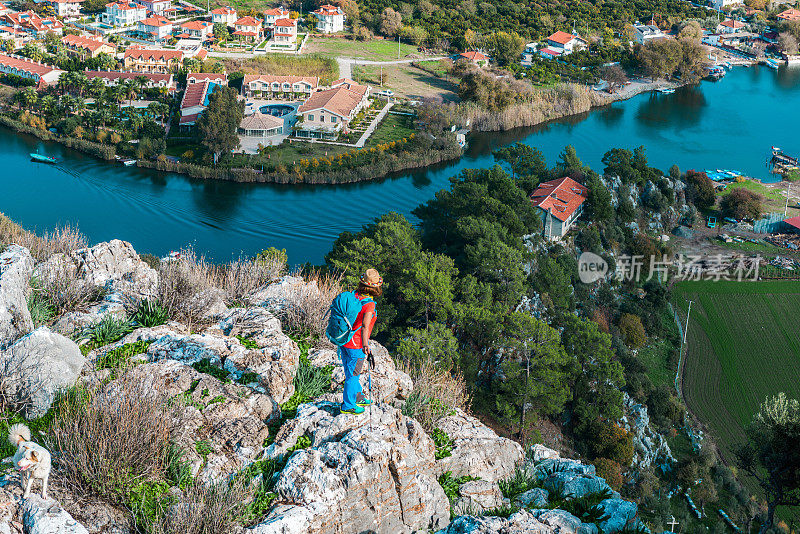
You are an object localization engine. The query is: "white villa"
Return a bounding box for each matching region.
[232,15,263,41]
[313,4,345,33]
[272,17,296,46]
[632,23,665,45]
[263,6,289,27]
[138,15,172,40]
[0,53,63,88]
[530,177,588,239]
[295,78,370,140]
[210,6,237,25]
[137,0,170,14]
[44,0,83,18]
[102,1,146,27]
[238,111,284,137]
[539,31,586,58]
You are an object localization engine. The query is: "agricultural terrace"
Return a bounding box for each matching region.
[673,280,800,461]
[216,54,339,86]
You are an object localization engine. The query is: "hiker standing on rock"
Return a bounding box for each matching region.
[326,269,383,415]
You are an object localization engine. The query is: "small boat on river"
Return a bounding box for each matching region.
[658,88,675,94]
[30,152,57,164]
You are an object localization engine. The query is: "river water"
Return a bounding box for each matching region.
[1,65,798,264]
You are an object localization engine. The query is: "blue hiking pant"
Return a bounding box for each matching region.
[340,346,365,411]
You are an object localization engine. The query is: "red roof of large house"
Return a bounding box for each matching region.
[720,19,745,28]
[61,34,113,52]
[784,216,800,230]
[459,50,487,61]
[264,6,288,16]
[0,53,62,78]
[140,15,171,27]
[314,4,342,15]
[2,10,64,32]
[777,8,800,20]
[298,83,366,117]
[181,79,214,109]
[124,47,183,61]
[234,15,261,26]
[48,0,84,4]
[274,17,296,27]
[181,20,210,30]
[530,177,588,222]
[210,6,236,14]
[547,30,577,45]
[105,1,142,10]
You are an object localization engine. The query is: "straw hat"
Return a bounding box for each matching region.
[360,268,383,288]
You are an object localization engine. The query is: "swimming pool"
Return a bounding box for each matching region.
[259,104,295,117]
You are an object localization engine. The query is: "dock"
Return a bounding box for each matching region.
[770,147,799,175]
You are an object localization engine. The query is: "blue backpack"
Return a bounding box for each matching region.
[326,291,373,346]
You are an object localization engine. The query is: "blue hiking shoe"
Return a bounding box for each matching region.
[340,405,365,415]
[357,398,373,407]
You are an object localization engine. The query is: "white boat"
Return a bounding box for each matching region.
[121,159,136,166]
[658,88,675,94]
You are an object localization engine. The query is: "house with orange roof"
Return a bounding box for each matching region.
[0,53,63,88]
[61,34,115,58]
[85,70,175,91]
[102,1,146,26]
[530,176,588,238]
[43,0,83,18]
[241,73,317,98]
[295,80,370,140]
[540,30,585,57]
[210,6,237,25]
[138,14,172,40]
[272,17,296,46]
[123,47,184,73]
[1,11,64,37]
[0,26,28,50]
[232,15,263,41]
[188,72,227,85]
[263,6,289,27]
[180,20,212,40]
[458,50,488,65]
[179,78,220,127]
[313,4,345,33]
[717,18,746,33]
[777,8,800,21]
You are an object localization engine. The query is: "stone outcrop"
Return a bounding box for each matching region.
[452,480,504,516]
[515,487,548,508]
[248,275,319,313]
[253,402,449,534]
[0,245,34,350]
[536,458,614,499]
[436,509,597,534]
[619,393,675,470]
[0,327,85,418]
[70,240,157,298]
[52,292,127,337]
[308,342,413,404]
[435,409,523,483]
[22,496,89,534]
[121,359,278,483]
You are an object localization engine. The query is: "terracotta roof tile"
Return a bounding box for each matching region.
[530,176,588,222]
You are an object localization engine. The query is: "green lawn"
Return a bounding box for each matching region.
[304,37,418,60]
[717,179,785,202]
[710,237,784,254]
[414,59,450,77]
[365,113,415,147]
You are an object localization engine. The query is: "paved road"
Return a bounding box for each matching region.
[337,56,447,79]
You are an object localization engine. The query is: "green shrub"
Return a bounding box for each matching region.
[139,253,162,270]
[96,340,152,379]
[165,444,192,489]
[438,471,479,509]
[287,434,312,453]
[498,465,539,499]
[27,281,55,327]
[133,299,170,328]
[481,504,519,518]
[195,440,213,463]
[236,335,259,349]
[81,316,134,349]
[431,428,454,460]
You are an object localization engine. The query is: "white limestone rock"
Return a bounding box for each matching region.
[452,480,504,516]
[0,245,33,350]
[22,495,89,534]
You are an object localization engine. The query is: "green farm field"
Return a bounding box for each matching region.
[673,280,800,459]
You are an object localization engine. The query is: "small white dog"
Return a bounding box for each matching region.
[7,423,51,500]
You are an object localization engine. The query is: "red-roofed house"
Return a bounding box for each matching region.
[187,72,227,85]
[530,177,588,238]
[43,0,83,18]
[179,79,219,127]
[272,17,296,46]
[102,1,146,26]
[296,80,370,140]
[241,74,317,98]
[264,6,289,27]
[138,0,170,14]
[124,47,184,73]
[0,53,63,88]
[544,31,585,56]
[313,4,345,33]
[717,19,746,33]
[458,50,488,65]
[1,11,64,36]
[211,6,237,25]
[138,15,172,40]
[783,216,800,233]
[777,8,800,21]
[180,20,212,40]
[85,70,175,91]
[61,34,115,58]
[0,26,28,50]
[233,15,263,41]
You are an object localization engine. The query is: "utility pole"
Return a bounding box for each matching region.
[397,33,400,60]
[675,300,693,397]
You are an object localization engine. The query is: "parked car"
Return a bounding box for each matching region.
[376,89,394,97]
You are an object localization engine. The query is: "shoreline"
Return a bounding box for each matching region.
[0,75,722,186]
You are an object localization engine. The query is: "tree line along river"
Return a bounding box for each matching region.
[1,65,798,265]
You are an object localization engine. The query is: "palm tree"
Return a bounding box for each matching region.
[39,94,56,118]
[74,72,89,98]
[21,43,43,62]
[17,87,38,110]
[89,77,106,98]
